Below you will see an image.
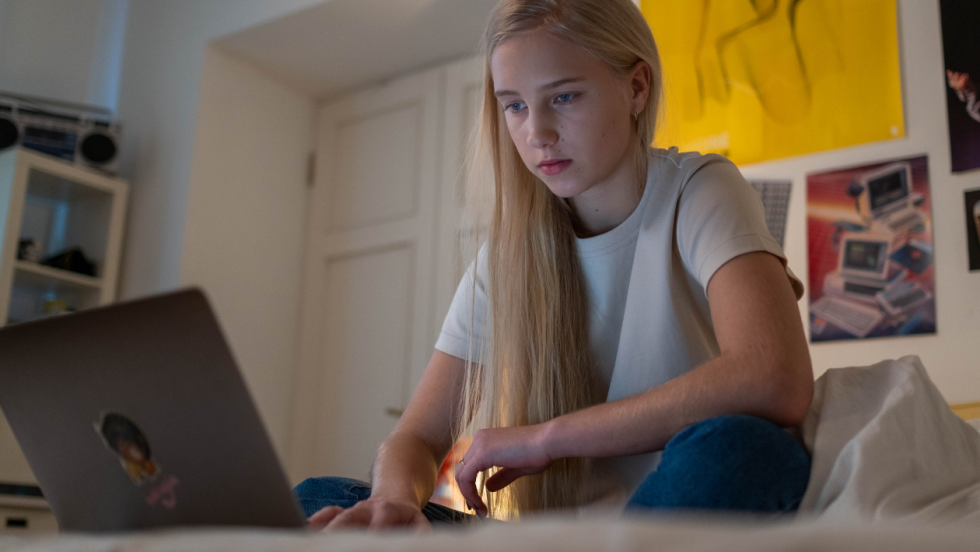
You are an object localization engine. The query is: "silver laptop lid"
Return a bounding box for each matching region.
[0,288,306,531]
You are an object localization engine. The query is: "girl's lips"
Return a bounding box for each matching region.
[539,159,571,176]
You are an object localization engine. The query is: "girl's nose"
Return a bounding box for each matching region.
[526,110,558,149]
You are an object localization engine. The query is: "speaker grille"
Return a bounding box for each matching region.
[0,117,18,150]
[80,132,117,164]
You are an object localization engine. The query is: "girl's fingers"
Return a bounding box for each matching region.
[308,505,343,527]
[455,458,488,516]
[325,506,372,530]
[484,467,523,492]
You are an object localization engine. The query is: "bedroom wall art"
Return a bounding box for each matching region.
[640,0,904,165]
[939,0,980,173]
[749,180,792,247]
[965,188,980,271]
[806,155,935,342]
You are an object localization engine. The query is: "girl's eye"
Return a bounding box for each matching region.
[555,93,575,104]
[505,101,526,113]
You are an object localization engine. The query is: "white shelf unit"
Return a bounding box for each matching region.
[0,493,57,533]
[0,148,128,324]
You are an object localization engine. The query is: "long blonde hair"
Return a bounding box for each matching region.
[455,0,664,517]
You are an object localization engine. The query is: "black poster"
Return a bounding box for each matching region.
[940,0,980,172]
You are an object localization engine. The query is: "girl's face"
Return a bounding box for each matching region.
[491,30,641,200]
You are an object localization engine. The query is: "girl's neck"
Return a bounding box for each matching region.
[568,152,646,238]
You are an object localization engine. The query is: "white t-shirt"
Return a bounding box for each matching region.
[434,146,803,505]
[434,169,651,399]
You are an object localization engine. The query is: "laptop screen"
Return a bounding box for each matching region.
[867,167,908,211]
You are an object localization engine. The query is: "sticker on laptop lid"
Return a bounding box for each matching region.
[145,474,180,509]
[94,412,161,486]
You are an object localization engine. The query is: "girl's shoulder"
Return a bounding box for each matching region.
[649,146,735,174]
[647,147,743,200]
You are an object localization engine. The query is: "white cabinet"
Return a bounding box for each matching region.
[0,494,57,534]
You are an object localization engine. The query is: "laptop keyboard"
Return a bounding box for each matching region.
[812,296,883,337]
[887,211,923,231]
[880,281,929,309]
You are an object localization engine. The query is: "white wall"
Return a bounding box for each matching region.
[115,0,325,301]
[740,0,980,403]
[183,46,313,459]
[0,0,127,110]
[113,1,327,464]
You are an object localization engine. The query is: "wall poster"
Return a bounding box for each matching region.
[640,0,905,165]
[749,180,792,248]
[965,189,980,272]
[939,0,980,172]
[806,155,935,342]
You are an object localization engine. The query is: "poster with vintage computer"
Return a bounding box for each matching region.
[966,189,980,271]
[939,0,980,172]
[806,155,935,342]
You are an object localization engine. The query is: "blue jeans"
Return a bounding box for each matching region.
[294,415,810,525]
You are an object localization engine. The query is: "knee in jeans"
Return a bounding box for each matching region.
[293,476,372,501]
[665,414,809,479]
[633,415,810,512]
[669,415,786,452]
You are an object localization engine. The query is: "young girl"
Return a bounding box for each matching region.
[296,0,813,529]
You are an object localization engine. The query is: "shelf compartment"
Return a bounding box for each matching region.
[13,261,102,293]
[6,262,103,324]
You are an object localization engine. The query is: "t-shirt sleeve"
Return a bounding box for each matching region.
[675,154,804,300]
[434,243,490,362]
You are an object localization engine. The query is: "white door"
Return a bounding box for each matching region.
[288,66,445,482]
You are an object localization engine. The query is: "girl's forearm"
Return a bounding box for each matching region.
[541,349,812,461]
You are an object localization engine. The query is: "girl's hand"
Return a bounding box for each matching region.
[454,424,554,517]
[308,499,431,531]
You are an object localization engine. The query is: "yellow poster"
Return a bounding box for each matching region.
[641,0,904,165]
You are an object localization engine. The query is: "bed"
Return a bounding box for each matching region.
[1,515,979,552]
[1,355,978,551]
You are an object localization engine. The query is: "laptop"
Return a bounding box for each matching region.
[0,289,307,532]
[858,162,926,233]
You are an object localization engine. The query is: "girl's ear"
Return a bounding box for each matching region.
[628,60,652,115]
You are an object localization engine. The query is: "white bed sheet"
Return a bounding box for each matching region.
[2,516,979,552]
[798,355,980,523]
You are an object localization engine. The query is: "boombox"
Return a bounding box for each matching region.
[0,92,120,174]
